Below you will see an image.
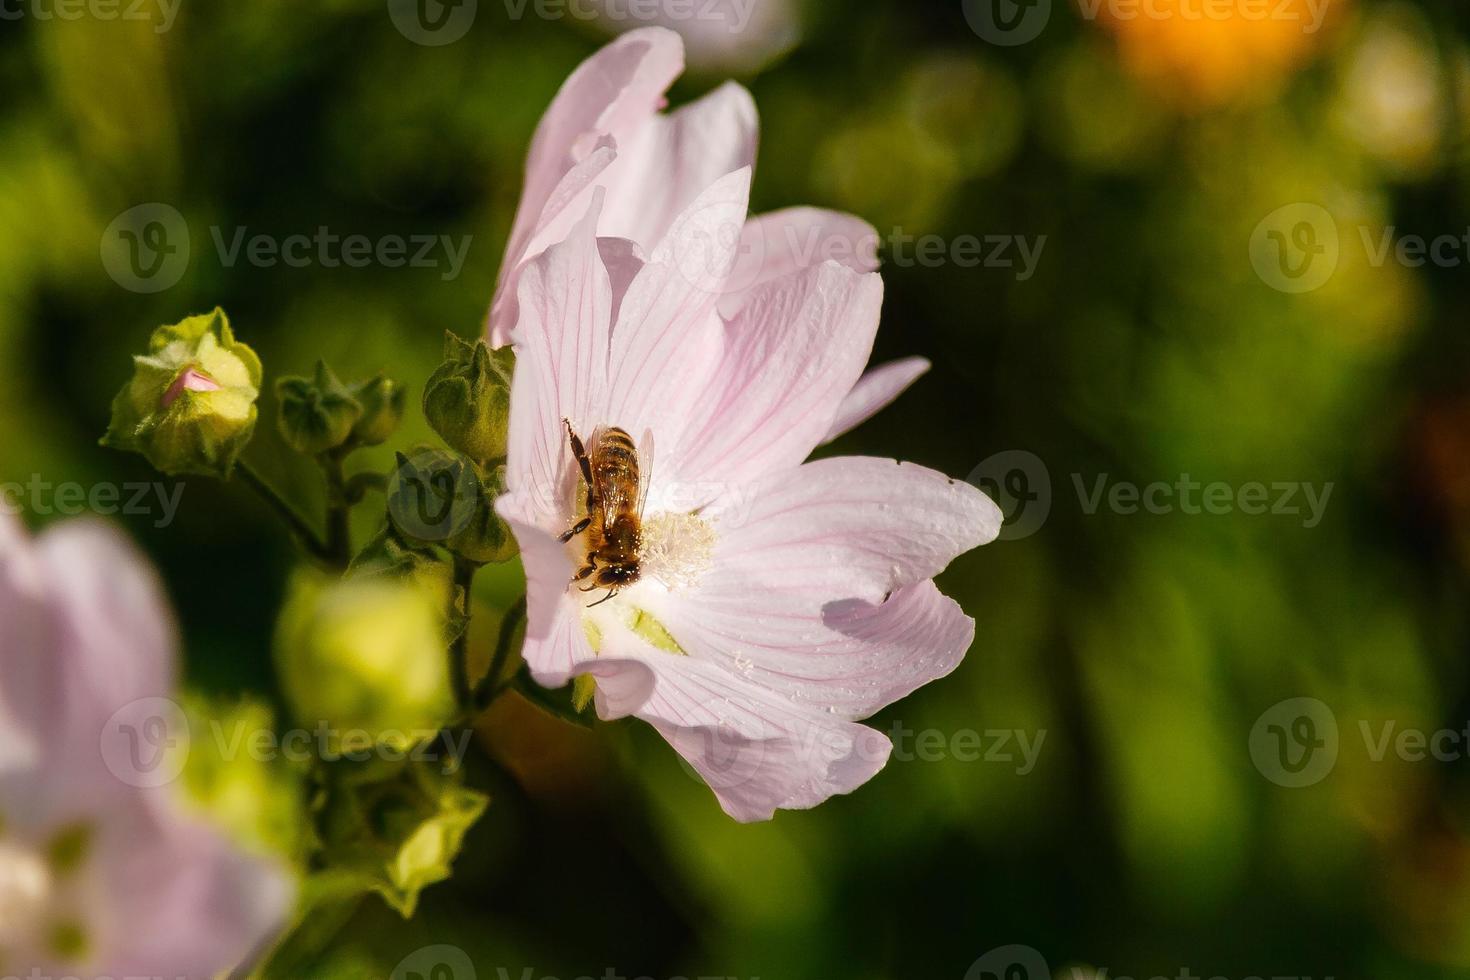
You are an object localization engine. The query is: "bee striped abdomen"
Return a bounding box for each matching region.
[593,427,639,494]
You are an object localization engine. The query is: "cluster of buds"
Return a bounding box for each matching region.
[276,361,407,457]
[99,309,520,933]
[386,333,518,564]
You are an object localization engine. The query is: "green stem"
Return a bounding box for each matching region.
[449,557,480,709]
[343,470,388,504]
[320,452,352,567]
[474,594,527,711]
[237,461,331,562]
[512,666,593,729]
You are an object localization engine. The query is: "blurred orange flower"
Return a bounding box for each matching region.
[1091,0,1345,108]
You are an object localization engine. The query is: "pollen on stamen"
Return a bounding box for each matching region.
[639,511,716,591]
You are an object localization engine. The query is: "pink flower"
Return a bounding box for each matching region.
[486,26,928,440]
[583,0,802,74]
[495,176,1002,821]
[0,515,292,979]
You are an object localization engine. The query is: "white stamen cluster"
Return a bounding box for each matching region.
[639,511,717,591]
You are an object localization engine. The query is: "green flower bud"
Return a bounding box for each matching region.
[346,373,407,447]
[276,361,364,456]
[101,307,261,478]
[448,463,517,565]
[178,694,307,863]
[314,760,488,918]
[422,333,513,464]
[274,572,455,758]
[348,526,456,611]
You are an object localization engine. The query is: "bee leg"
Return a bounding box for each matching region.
[587,588,618,609]
[571,563,597,583]
[558,516,592,543]
[563,419,596,513]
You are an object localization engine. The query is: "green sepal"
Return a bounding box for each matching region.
[446,462,518,566]
[312,759,489,918]
[346,373,407,447]
[422,332,513,465]
[276,360,365,456]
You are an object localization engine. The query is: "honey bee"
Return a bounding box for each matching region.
[559,420,650,606]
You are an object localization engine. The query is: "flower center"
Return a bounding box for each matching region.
[638,511,716,592]
[0,840,53,946]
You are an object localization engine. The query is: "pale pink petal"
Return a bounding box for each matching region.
[10,522,180,817]
[651,580,974,721]
[670,260,883,492]
[494,503,595,689]
[595,81,758,251]
[588,0,801,74]
[508,193,615,514]
[34,521,177,742]
[87,793,292,979]
[602,168,752,454]
[718,207,881,319]
[489,27,684,345]
[573,644,891,822]
[703,456,1000,606]
[596,236,646,322]
[821,356,931,444]
[0,513,53,773]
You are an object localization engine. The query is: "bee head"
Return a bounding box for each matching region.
[597,562,639,587]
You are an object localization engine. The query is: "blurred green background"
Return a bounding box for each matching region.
[6,0,1470,976]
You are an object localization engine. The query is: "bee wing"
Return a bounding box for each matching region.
[586,425,636,524]
[637,427,655,520]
